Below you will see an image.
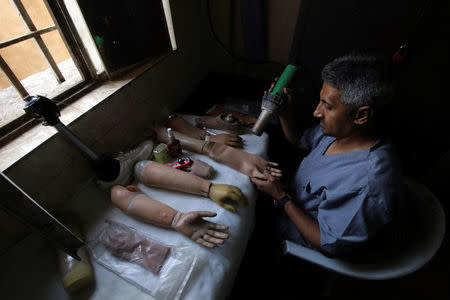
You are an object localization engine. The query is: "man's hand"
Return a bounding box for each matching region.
[172,211,229,248]
[265,77,295,113]
[208,184,248,212]
[252,159,282,179]
[209,133,243,148]
[251,170,286,200]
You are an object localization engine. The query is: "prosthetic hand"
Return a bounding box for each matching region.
[209,184,248,212]
[166,114,243,148]
[111,186,228,248]
[154,127,281,178]
[171,211,229,248]
[134,160,248,212]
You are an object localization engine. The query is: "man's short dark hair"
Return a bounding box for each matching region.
[321,53,393,116]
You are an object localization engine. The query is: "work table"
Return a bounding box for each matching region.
[1,116,269,300]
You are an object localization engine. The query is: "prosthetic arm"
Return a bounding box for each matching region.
[134,160,248,212]
[111,185,229,248]
[154,127,281,178]
[166,114,242,148]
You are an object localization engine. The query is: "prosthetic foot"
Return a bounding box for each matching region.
[97,140,154,189]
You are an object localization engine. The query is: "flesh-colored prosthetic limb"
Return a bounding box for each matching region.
[205,133,243,148]
[166,114,208,140]
[110,185,229,248]
[185,159,214,179]
[154,127,281,178]
[135,160,211,197]
[111,185,178,227]
[166,115,243,148]
[203,142,282,178]
[134,161,247,212]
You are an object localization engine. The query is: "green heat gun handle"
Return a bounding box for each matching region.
[252,64,297,135]
[270,64,297,97]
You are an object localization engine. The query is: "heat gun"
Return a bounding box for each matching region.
[252,64,297,136]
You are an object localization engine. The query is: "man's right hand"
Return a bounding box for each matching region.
[265,77,295,113]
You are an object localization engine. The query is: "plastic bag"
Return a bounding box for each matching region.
[98,221,170,275]
[88,220,198,300]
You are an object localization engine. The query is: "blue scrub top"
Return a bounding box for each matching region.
[282,124,402,256]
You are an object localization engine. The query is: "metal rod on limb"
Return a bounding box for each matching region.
[54,122,98,161]
[10,0,65,83]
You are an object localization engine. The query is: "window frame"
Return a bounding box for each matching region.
[0,0,101,145]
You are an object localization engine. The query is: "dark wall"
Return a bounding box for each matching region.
[288,0,450,178]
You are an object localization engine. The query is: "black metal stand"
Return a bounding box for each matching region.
[23,95,119,181]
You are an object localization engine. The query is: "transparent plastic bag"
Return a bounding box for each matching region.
[87,220,198,300]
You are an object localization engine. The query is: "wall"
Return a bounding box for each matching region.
[208,0,302,66]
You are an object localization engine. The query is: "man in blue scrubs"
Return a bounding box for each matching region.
[251,54,403,257]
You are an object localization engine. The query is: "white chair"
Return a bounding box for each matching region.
[282,177,446,280]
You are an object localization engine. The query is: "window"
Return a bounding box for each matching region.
[0,0,98,140]
[1,0,175,144]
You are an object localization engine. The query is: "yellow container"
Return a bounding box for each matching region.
[153,143,172,164]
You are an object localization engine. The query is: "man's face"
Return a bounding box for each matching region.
[313,82,354,138]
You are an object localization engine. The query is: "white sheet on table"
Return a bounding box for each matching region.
[86,115,269,300]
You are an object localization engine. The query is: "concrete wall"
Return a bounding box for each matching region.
[208,0,302,65]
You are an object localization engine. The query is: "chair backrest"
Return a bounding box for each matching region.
[283,177,446,280]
